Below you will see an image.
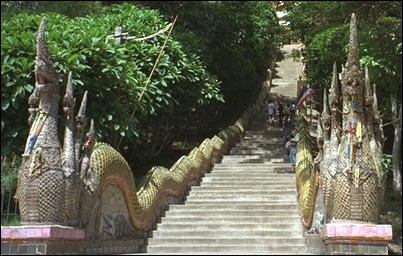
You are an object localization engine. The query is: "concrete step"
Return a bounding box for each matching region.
[221,159,289,164]
[234,144,285,150]
[242,138,284,143]
[230,148,287,154]
[245,130,283,135]
[152,229,301,238]
[199,180,295,186]
[183,200,298,206]
[197,185,296,191]
[232,143,286,148]
[221,156,288,161]
[212,164,293,169]
[204,172,294,177]
[164,209,299,217]
[229,149,286,154]
[198,184,295,189]
[222,154,288,159]
[147,237,305,246]
[201,176,295,182]
[229,150,287,155]
[146,245,308,254]
[239,133,284,138]
[200,181,295,187]
[230,147,284,152]
[169,204,298,211]
[185,195,297,201]
[155,223,302,232]
[214,163,291,167]
[236,141,285,146]
[220,159,289,164]
[159,215,301,224]
[188,191,296,197]
[220,161,290,165]
[193,183,296,189]
[211,168,293,172]
[190,188,296,194]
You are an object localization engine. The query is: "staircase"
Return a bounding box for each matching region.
[145,117,308,255]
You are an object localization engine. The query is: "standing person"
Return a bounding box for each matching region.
[266,100,277,126]
[277,102,285,127]
[288,103,296,126]
[285,134,298,169]
[283,114,292,144]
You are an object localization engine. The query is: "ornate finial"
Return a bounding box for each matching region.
[316,115,323,141]
[372,83,378,113]
[77,91,88,120]
[88,119,95,137]
[329,62,340,111]
[340,13,363,113]
[83,119,95,156]
[74,91,89,162]
[76,90,88,131]
[36,17,50,64]
[322,88,331,140]
[63,72,75,114]
[364,65,375,117]
[35,17,58,84]
[65,71,74,95]
[364,65,372,98]
[80,119,96,192]
[330,62,339,98]
[323,89,329,115]
[62,71,77,177]
[346,13,359,69]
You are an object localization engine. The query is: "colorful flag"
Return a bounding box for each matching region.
[296,86,317,109]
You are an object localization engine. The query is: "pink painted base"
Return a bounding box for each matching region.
[321,223,392,245]
[1,225,84,241]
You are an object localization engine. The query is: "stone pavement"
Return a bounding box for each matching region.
[270,44,301,103]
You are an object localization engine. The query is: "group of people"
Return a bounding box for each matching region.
[266,100,299,168]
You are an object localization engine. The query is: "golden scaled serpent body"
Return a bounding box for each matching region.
[88,136,224,230]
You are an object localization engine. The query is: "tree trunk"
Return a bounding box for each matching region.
[391,97,402,197]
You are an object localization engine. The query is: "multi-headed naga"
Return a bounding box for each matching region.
[319,14,385,224]
[14,17,227,238]
[16,17,81,225]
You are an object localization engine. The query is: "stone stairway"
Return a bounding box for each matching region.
[145,117,308,255]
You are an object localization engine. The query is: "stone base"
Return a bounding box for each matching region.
[305,232,325,255]
[1,225,85,241]
[321,223,392,255]
[1,225,145,255]
[1,225,84,255]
